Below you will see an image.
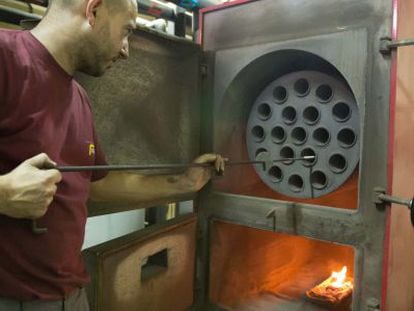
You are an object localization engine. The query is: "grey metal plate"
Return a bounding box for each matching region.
[202,0,388,52]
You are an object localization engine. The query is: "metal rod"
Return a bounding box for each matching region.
[380,37,414,55]
[55,156,315,172]
[378,194,413,209]
[388,39,414,49]
[376,192,414,227]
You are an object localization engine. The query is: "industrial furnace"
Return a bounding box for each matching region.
[78,0,414,310]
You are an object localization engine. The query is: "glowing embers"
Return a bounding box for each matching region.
[246,71,360,198]
[209,221,355,310]
[306,266,354,307]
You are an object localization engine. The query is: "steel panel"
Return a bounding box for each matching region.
[197,0,393,310]
[211,29,367,208]
[201,0,388,52]
[83,215,197,311]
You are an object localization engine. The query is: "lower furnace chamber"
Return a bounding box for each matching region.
[209,221,355,311]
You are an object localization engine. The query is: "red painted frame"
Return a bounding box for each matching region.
[382,0,399,309]
[198,0,259,45]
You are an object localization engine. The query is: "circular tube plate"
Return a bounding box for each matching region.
[246,71,360,198]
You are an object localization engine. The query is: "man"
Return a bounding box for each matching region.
[0,0,224,309]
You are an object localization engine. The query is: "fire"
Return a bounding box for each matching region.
[306,266,354,306]
[330,266,352,289]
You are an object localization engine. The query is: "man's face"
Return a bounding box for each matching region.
[82,0,137,77]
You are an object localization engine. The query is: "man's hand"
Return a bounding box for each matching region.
[0,153,62,219]
[184,153,226,192]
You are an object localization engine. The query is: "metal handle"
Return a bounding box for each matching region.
[374,187,414,226]
[380,37,414,55]
[377,194,413,209]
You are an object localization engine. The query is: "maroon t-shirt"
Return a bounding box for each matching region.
[0,30,107,300]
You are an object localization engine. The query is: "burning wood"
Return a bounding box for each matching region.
[306,266,353,306]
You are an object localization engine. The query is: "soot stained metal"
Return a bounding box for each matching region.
[246,71,360,198]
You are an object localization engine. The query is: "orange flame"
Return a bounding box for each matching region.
[329,266,353,289]
[306,265,354,305]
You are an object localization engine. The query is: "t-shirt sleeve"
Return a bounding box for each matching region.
[91,128,109,182]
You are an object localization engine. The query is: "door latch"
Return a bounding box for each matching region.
[374,187,414,226]
[380,37,414,55]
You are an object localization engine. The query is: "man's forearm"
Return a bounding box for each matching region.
[89,171,199,204]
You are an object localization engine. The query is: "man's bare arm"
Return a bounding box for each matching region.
[89,154,224,204]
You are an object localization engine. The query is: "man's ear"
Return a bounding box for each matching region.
[86,0,103,27]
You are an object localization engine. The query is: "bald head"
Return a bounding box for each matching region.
[34,0,137,77]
